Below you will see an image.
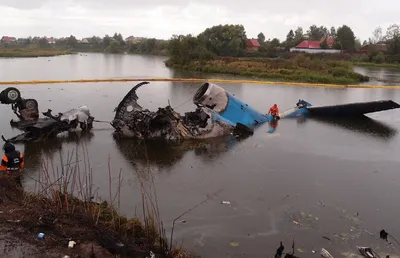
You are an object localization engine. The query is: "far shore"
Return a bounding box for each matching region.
[0,48,71,58]
[351,61,400,69]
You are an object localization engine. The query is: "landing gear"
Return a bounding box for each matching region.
[0,87,21,104]
[1,87,40,127]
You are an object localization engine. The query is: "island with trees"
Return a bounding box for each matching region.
[1,23,399,84]
[165,23,400,84]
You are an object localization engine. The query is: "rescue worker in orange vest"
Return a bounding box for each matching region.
[0,142,24,185]
[268,104,280,119]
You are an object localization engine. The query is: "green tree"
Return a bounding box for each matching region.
[140,38,157,52]
[293,27,305,46]
[38,38,49,48]
[306,25,328,40]
[113,33,125,45]
[270,38,280,47]
[354,38,362,50]
[198,24,247,57]
[330,27,336,37]
[103,35,111,47]
[67,35,78,48]
[105,39,122,53]
[257,32,265,43]
[166,34,214,66]
[371,27,383,43]
[89,36,102,44]
[285,29,295,48]
[32,37,40,44]
[334,25,356,50]
[385,24,400,55]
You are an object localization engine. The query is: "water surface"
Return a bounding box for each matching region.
[1,53,400,257]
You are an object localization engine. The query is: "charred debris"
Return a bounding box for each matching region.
[2,81,400,144]
[0,82,258,144]
[111,82,255,142]
[0,87,94,143]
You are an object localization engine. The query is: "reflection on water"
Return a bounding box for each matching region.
[114,134,249,169]
[306,116,397,140]
[1,54,400,257]
[354,66,400,85]
[23,131,95,171]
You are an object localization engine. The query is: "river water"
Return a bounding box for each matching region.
[1,53,400,257]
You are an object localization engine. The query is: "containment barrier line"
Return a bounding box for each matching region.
[0,78,399,89]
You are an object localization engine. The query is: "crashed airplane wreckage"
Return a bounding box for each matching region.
[111,81,400,141]
[110,82,274,141]
[0,87,94,143]
[1,81,399,143]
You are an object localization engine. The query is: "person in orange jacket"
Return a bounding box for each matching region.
[268,104,280,119]
[0,142,24,186]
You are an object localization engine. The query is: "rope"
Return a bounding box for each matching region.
[0,77,399,89]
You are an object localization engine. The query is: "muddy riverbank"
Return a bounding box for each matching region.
[0,172,195,258]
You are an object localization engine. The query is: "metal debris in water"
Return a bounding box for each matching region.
[111,82,268,141]
[357,246,379,258]
[321,248,334,258]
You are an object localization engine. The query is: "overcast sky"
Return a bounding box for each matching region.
[0,0,398,41]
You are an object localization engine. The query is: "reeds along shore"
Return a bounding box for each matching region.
[0,143,196,258]
[166,55,370,85]
[0,48,70,57]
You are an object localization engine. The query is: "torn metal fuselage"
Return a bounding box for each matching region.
[5,106,95,143]
[111,82,262,141]
[0,87,95,143]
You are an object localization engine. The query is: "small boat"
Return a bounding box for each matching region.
[357,246,379,258]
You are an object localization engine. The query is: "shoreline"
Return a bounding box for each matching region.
[165,57,370,85]
[0,152,195,258]
[0,48,71,58]
[351,61,400,69]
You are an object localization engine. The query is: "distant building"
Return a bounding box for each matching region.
[17,38,29,45]
[44,37,56,44]
[1,36,17,44]
[359,43,388,53]
[80,38,90,43]
[290,37,340,54]
[125,36,145,43]
[246,39,260,52]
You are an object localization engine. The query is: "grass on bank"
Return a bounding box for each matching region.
[166,55,370,85]
[351,61,400,69]
[0,144,197,257]
[0,48,71,57]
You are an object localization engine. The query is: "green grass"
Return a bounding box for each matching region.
[351,61,400,69]
[0,48,71,57]
[167,56,370,85]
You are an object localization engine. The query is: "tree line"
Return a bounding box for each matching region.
[59,33,169,54]
[1,33,169,55]
[3,23,399,63]
[166,23,400,66]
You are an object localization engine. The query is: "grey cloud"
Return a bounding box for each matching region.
[0,0,50,9]
[0,0,398,41]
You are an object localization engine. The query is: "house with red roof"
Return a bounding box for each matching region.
[1,36,17,44]
[290,37,340,53]
[246,39,260,52]
[359,43,388,53]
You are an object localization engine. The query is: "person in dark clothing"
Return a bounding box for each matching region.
[0,142,24,186]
